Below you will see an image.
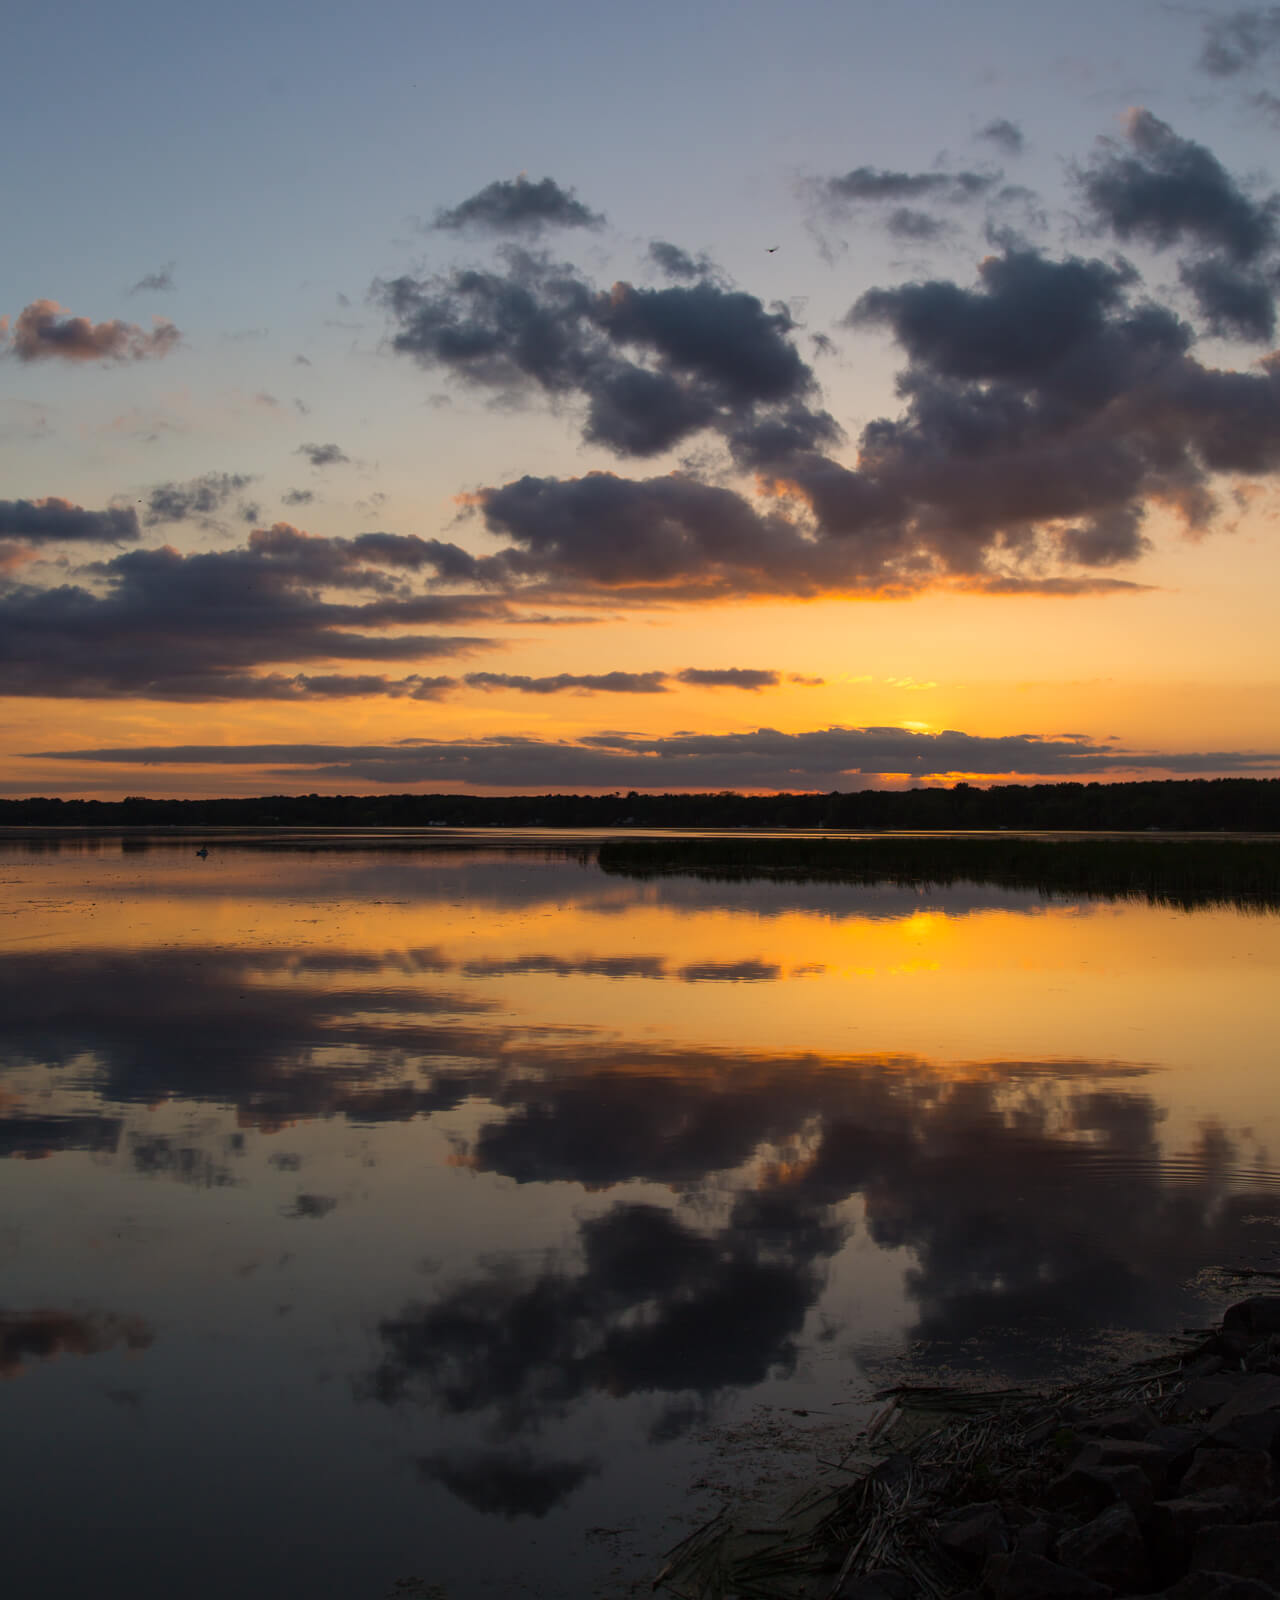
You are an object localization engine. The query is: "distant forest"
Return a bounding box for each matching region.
[1,777,1277,831]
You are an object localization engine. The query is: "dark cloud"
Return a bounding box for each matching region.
[377,249,832,460]
[462,954,668,979]
[283,1192,338,1219]
[1178,257,1276,341]
[0,498,140,545]
[0,1309,153,1379]
[1079,110,1278,264]
[41,725,1280,786]
[977,118,1024,155]
[0,1113,122,1159]
[833,243,1280,572]
[6,300,179,363]
[820,166,998,206]
[374,228,1280,597]
[0,944,502,1125]
[417,1451,599,1518]
[128,263,176,295]
[433,175,604,235]
[647,240,715,281]
[675,667,780,690]
[464,671,670,694]
[677,960,780,982]
[281,489,314,506]
[1200,6,1280,74]
[0,525,500,699]
[367,1197,840,1434]
[886,207,949,242]
[143,472,256,526]
[296,442,349,468]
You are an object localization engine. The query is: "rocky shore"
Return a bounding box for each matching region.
[656,1295,1280,1600]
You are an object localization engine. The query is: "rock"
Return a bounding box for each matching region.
[1072,1437,1177,1494]
[1078,1404,1159,1440]
[843,1569,915,1600]
[1054,1502,1150,1593]
[1178,1378,1256,1419]
[1182,1447,1275,1507]
[1015,1521,1054,1559]
[1146,1423,1214,1486]
[1211,1414,1280,1457]
[1208,1379,1280,1433]
[1183,1355,1229,1380]
[936,1501,1009,1564]
[1224,1300,1280,1340]
[1148,1498,1246,1588]
[1190,1524,1280,1586]
[1047,1467,1125,1519]
[982,1549,1113,1598]
[1164,1573,1280,1599]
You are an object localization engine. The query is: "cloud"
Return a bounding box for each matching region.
[128,263,175,295]
[143,472,256,526]
[6,300,179,363]
[0,1308,153,1379]
[1178,257,1276,341]
[416,1451,599,1518]
[886,207,950,242]
[0,498,140,545]
[675,667,780,690]
[0,525,503,699]
[833,244,1280,572]
[37,724,1280,786]
[648,240,716,281]
[433,175,604,234]
[464,671,670,694]
[282,488,314,506]
[379,220,1280,598]
[1199,7,1280,74]
[977,118,1024,155]
[296,442,349,468]
[819,166,999,207]
[368,1197,839,1433]
[377,249,836,460]
[1079,110,1278,265]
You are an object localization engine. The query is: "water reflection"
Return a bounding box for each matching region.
[1,837,1278,1596]
[1,1310,152,1379]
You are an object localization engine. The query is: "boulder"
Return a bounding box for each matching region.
[1164,1573,1280,1599]
[1147,1498,1245,1588]
[1072,1438,1178,1494]
[1181,1447,1275,1507]
[843,1569,915,1600]
[1078,1405,1159,1441]
[936,1501,1009,1564]
[1046,1465,1151,1520]
[1224,1300,1280,1340]
[1146,1423,1213,1477]
[1054,1502,1150,1593]
[982,1549,1113,1598]
[1190,1524,1280,1586]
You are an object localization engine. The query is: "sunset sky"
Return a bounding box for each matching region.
[3,0,1279,796]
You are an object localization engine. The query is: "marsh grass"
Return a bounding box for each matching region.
[597,834,1280,912]
[653,1349,1190,1599]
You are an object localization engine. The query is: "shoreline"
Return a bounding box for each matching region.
[655,1293,1280,1599]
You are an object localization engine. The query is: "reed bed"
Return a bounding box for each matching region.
[598,834,1280,913]
[653,1344,1195,1600]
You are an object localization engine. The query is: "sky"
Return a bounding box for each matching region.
[2,0,1279,797]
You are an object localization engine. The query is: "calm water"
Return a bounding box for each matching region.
[2,833,1279,1599]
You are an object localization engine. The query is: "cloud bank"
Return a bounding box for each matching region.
[34,725,1280,787]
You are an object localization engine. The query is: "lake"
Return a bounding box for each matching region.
[2,831,1278,1598]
